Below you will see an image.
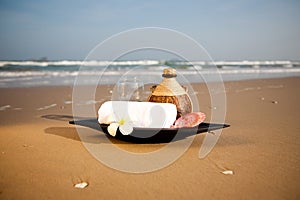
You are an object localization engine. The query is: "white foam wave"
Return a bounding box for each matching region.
[1,60,299,68]
[165,60,300,67]
[0,105,11,111]
[0,66,300,78]
[36,104,57,111]
[0,67,299,78]
[0,60,161,67]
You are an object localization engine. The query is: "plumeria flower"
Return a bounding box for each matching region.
[107,116,134,137]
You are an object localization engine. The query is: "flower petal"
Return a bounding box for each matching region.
[119,123,133,135]
[107,122,119,137]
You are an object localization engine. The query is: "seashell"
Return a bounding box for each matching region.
[74,182,88,189]
[221,170,234,175]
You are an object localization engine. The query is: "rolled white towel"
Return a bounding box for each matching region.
[98,101,177,128]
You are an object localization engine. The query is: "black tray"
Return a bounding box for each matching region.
[69,119,230,143]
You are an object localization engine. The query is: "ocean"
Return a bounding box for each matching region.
[0,60,300,88]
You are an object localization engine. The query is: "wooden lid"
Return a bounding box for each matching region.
[152,68,186,96]
[162,68,177,78]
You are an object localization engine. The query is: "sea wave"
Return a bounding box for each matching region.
[0,60,161,67]
[1,60,300,68]
[0,60,300,87]
[0,67,299,78]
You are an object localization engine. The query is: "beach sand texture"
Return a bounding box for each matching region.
[0,77,299,199]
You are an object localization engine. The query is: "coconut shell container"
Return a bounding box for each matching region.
[148,68,192,118]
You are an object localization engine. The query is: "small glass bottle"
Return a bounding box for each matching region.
[148,68,192,118]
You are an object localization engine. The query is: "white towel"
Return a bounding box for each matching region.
[98,101,177,128]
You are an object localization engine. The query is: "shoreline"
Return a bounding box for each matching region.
[0,75,299,89]
[0,77,299,199]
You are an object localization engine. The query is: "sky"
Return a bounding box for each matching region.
[0,0,299,61]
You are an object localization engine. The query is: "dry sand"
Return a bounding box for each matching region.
[0,77,299,199]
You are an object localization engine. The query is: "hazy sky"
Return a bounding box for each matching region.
[0,0,299,60]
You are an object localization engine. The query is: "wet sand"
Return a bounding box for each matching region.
[0,77,299,199]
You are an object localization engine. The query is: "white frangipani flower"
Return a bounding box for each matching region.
[107,116,134,136]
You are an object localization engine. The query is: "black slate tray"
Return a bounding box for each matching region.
[69,119,230,143]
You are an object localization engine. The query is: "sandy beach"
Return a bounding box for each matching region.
[0,77,299,199]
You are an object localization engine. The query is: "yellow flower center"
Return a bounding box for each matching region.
[118,118,126,126]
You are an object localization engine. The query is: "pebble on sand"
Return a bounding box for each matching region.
[74,182,88,189]
[221,170,234,175]
[209,106,217,110]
